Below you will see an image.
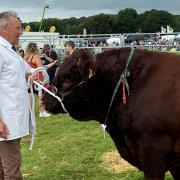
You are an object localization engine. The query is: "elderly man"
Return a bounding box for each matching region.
[0,11,35,179]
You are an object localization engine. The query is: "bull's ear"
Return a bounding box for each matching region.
[77,58,96,80]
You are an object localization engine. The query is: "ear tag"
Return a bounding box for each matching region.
[89,68,93,78]
[77,58,81,67]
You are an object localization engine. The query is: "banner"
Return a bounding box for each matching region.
[167,25,173,33]
[161,26,166,33]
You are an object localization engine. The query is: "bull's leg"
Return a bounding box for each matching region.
[138,151,167,179]
[135,138,169,180]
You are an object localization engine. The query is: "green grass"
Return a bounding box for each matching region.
[175,52,180,55]
[21,99,173,180]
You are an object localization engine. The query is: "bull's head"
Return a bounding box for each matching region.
[43,49,106,121]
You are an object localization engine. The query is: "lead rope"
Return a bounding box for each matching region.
[101,47,135,138]
[33,81,69,114]
[28,67,69,150]
[27,67,49,150]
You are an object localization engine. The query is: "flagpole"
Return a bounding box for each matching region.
[39,5,49,32]
[39,0,55,32]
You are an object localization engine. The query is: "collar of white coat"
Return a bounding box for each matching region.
[0,36,21,60]
[0,36,13,50]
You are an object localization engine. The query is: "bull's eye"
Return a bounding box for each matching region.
[51,86,58,94]
[62,79,73,91]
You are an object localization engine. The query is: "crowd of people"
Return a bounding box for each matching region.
[67,34,180,52]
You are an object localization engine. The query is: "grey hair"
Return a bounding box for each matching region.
[64,40,75,48]
[0,11,18,29]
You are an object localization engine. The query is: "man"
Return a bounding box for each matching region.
[0,11,35,179]
[64,40,75,56]
[42,44,57,84]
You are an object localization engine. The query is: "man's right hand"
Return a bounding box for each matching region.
[0,120,9,139]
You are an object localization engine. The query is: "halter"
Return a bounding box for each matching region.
[51,80,87,99]
[33,69,95,115]
[48,68,96,110]
[101,47,135,137]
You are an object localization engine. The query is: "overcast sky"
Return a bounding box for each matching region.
[0,0,180,23]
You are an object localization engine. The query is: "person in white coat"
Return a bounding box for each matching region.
[0,11,35,179]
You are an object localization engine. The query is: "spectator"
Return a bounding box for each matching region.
[19,49,24,58]
[64,40,75,56]
[0,10,35,179]
[42,44,57,84]
[24,42,51,118]
[13,41,24,58]
[14,41,21,51]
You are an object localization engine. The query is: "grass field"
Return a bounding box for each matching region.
[21,99,174,180]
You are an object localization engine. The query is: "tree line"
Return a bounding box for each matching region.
[22,8,180,34]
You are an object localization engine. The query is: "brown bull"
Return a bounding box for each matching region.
[43,48,180,180]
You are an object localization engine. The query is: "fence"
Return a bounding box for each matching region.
[19,32,180,60]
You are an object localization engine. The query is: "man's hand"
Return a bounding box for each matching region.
[31,74,39,82]
[26,72,39,83]
[0,120,9,139]
[25,72,32,81]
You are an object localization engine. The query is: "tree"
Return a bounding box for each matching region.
[174,15,180,32]
[138,9,175,33]
[79,14,117,34]
[42,18,66,33]
[117,8,138,33]
[21,8,180,34]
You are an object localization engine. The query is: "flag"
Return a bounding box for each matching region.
[161,26,166,33]
[49,26,56,32]
[24,25,31,32]
[167,25,173,33]
[83,28,87,37]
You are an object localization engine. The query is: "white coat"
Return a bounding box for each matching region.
[0,37,35,141]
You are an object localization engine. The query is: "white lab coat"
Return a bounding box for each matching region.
[0,37,35,141]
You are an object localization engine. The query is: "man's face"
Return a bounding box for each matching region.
[4,16,23,45]
[65,45,73,54]
[44,47,50,54]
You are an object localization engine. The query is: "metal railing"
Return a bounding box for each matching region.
[19,32,180,55]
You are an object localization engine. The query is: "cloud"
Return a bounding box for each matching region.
[0,0,179,22]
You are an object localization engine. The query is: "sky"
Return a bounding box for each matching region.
[0,0,180,23]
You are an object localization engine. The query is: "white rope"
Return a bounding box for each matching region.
[30,67,69,114]
[28,67,49,150]
[28,67,49,85]
[28,85,36,150]
[33,81,69,114]
[28,66,69,150]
